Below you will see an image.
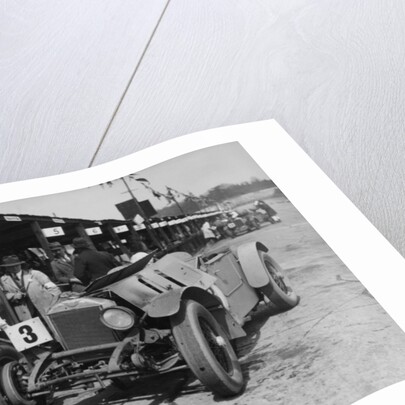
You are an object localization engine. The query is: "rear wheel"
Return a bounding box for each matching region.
[258,252,299,310]
[170,300,243,397]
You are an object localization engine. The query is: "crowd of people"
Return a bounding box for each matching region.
[200,200,281,243]
[0,237,149,323]
[0,200,280,324]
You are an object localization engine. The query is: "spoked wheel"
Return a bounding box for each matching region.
[0,361,37,405]
[0,345,24,405]
[170,300,244,397]
[258,252,299,310]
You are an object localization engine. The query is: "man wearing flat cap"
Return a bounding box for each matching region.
[0,255,61,321]
[49,242,84,293]
[72,237,119,286]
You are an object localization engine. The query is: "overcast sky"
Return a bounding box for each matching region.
[0,142,269,220]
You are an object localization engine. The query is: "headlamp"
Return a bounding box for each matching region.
[100,306,135,331]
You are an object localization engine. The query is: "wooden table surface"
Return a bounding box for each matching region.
[2,1,405,256]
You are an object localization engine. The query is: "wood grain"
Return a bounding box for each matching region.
[0,0,167,182]
[92,0,405,255]
[2,0,405,257]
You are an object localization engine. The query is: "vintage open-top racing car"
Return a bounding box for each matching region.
[0,241,299,404]
[224,211,261,237]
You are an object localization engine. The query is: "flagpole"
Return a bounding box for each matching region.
[121,177,163,250]
[166,187,187,216]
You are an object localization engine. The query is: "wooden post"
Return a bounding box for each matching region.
[179,223,191,237]
[157,227,171,246]
[188,219,199,233]
[0,288,19,325]
[174,224,185,239]
[127,223,141,242]
[120,178,163,250]
[75,223,96,250]
[31,221,53,259]
[165,223,177,242]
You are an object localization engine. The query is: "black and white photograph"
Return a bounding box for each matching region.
[0,142,404,405]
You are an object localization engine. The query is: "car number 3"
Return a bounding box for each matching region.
[18,325,38,344]
[5,317,53,351]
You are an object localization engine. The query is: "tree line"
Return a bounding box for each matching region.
[156,178,275,217]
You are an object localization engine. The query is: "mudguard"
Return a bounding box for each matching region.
[145,286,222,318]
[237,241,272,288]
[144,286,246,339]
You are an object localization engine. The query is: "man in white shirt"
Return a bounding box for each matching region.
[201,221,217,247]
[0,255,61,321]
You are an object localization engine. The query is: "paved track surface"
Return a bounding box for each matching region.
[56,199,405,405]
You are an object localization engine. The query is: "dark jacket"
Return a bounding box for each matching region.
[73,249,119,285]
[257,201,277,217]
[51,257,75,283]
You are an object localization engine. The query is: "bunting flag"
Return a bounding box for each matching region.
[127,179,210,210]
[99,180,115,188]
[167,186,190,200]
[135,177,150,184]
[166,186,174,197]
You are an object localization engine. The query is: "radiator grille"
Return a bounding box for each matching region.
[48,306,117,350]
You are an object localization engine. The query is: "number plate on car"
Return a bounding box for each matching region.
[4,317,53,351]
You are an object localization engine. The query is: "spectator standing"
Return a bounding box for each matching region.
[72,238,120,285]
[254,200,281,223]
[49,242,84,292]
[213,216,230,239]
[0,255,61,321]
[201,220,217,247]
[129,240,151,264]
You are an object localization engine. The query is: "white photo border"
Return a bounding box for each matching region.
[0,120,404,404]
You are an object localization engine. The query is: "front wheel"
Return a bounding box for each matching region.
[0,361,37,405]
[0,345,25,405]
[0,344,22,370]
[170,300,244,397]
[258,252,299,310]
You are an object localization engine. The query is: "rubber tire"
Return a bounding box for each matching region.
[170,300,243,397]
[0,345,24,405]
[0,361,36,405]
[0,344,22,368]
[258,252,299,310]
